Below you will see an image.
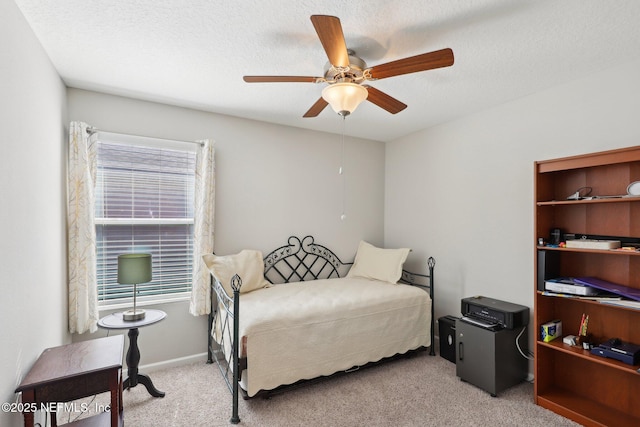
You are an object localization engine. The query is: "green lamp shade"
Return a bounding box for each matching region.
[117,253,152,284]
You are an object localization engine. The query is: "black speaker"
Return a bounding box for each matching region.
[537,250,560,291]
[438,315,459,363]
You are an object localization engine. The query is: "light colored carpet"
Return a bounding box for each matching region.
[68,351,580,427]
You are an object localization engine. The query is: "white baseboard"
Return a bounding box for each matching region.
[124,352,208,376]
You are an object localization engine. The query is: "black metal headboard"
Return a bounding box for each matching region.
[263,235,352,284]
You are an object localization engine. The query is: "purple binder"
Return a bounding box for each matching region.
[574,277,640,302]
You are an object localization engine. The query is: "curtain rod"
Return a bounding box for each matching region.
[86,127,204,146]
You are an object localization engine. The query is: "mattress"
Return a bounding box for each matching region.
[213,276,431,397]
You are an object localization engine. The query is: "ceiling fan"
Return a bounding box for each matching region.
[243,15,454,117]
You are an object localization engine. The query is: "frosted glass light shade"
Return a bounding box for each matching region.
[117,253,152,284]
[322,83,368,116]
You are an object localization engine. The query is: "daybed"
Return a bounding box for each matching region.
[205,235,435,423]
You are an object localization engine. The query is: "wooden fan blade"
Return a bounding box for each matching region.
[243,76,320,83]
[364,86,407,114]
[368,48,454,80]
[310,15,349,67]
[303,97,329,118]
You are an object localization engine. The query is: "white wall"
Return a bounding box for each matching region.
[67,89,385,365]
[0,2,68,426]
[385,59,640,368]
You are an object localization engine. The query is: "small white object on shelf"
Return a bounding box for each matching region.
[627,181,640,196]
[565,239,621,250]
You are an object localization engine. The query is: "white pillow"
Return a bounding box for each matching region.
[346,240,410,283]
[202,249,270,295]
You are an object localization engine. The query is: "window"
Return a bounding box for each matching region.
[95,138,197,305]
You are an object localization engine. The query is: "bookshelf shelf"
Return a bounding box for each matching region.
[536,389,639,427]
[537,196,640,206]
[538,338,640,375]
[536,245,640,257]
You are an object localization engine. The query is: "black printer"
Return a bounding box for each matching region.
[461,295,529,330]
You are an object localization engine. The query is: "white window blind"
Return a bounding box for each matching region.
[95,139,196,305]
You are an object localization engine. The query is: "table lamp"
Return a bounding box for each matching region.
[118,253,152,321]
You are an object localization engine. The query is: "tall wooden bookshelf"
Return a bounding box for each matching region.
[534,146,640,427]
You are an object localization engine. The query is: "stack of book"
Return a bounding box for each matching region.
[543,277,640,308]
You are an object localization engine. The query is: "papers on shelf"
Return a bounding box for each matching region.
[541,291,621,301]
[542,277,640,308]
[598,300,640,310]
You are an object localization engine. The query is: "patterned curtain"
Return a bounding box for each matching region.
[67,122,99,333]
[189,139,215,315]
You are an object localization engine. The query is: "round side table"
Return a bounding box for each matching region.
[98,309,167,397]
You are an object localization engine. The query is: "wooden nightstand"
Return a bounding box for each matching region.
[15,335,124,427]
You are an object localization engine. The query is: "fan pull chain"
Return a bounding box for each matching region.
[340,115,347,221]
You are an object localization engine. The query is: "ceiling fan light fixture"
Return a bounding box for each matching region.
[322,82,368,116]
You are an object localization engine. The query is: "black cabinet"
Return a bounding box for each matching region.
[455,319,528,396]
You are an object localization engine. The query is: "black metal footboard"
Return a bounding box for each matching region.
[208,273,243,423]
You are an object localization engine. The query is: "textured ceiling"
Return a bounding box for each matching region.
[13,0,640,142]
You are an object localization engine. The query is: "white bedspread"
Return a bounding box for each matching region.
[226,277,431,397]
